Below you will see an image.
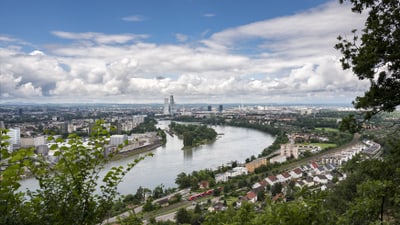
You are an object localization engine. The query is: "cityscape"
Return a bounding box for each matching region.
[1,0,399,224]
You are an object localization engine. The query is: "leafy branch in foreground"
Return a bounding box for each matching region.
[335,0,400,120]
[1,120,147,225]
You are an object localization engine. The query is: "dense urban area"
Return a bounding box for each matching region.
[1,102,399,224]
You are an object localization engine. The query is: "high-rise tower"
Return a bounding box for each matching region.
[169,95,175,116]
[163,98,170,115]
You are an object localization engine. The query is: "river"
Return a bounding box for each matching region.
[20,120,274,195]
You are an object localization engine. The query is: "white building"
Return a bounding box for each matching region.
[215,167,248,183]
[7,128,20,152]
[270,155,287,164]
[110,134,128,146]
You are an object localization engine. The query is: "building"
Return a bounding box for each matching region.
[269,155,287,164]
[163,98,170,115]
[245,157,268,173]
[110,134,128,146]
[280,143,299,159]
[215,167,248,183]
[218,105,223,113]
[7,128,20,152]
[169,95,175,116]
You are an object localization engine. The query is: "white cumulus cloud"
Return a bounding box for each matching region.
[0,1,370,104]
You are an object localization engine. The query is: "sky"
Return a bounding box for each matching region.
[0,0,369,105]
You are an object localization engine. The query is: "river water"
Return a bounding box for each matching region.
[20,120,274,195]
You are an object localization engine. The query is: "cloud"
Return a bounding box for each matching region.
[51,31,148,44]
[0,1,370,104]
[175,33,188,42]
[204,1,365,56]
[122,15,146,22]
[203,13,215,18]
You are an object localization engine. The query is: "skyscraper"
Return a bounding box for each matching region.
[219,105,223,113]
[169,95,175,116]
[163,98,170,115]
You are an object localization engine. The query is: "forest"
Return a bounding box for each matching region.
[169,122,217,148]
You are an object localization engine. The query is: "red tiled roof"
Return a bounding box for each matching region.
[267,175,278,181]
[246,191,257,199]
[293,168,302,174]
[311,162,318,168]
[259,179,267,186]
[282,172,291,178]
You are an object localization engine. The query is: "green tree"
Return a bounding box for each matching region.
[0,120,146,225]
[175,172,192,189]
[0,129,34,225]
[175,208,191,224]
[335,0,400,119]
[117,212,143,225]
[142,200,156,212]
[335,2,400,222]
[152,185,165,199]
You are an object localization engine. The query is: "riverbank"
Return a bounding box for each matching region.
[112,141,165,160]
[19,122,275,196]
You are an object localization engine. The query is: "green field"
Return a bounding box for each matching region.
[300,143,337,150]
[315,127,339,132]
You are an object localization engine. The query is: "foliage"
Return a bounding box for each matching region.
[335,0,400,119]
[339,114,362,133]
[116,212,143,225]
[175,208,191,224]
[175,169,215,190]
[226,118,280,135]
[261,131,289,156]
[0,120,145,225]
[0,129,34,225]
[169,122,217,147]
[130,117,158,133]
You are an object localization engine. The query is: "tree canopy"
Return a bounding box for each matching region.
[335,0,400,119]
[0,120,144,225]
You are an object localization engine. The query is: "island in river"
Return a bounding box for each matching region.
[169,122,217,148]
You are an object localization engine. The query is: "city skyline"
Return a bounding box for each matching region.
[0,0,368,105]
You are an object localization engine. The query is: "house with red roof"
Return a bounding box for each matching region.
[245,191,258,203]
[265,175,279,186]
[289,168,303,179]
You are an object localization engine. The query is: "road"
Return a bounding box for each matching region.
[102,188,191,224]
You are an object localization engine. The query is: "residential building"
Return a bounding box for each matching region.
[280,143,299,159]
[110,134,128,146]
[245,157,268,173]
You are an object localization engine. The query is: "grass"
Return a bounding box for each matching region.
[315,127,339,132]
[225,196,238,206]
[312,143,337,149]
[299,142,337,150]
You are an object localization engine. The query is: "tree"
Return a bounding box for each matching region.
[335,0,400,119]
[175,208,191,224]
[175,172,192,189]
[271,183,283,197]
[142,200,156,212]
[152,185,165,199]
[0,120,146,225]
[0,129,34,225]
